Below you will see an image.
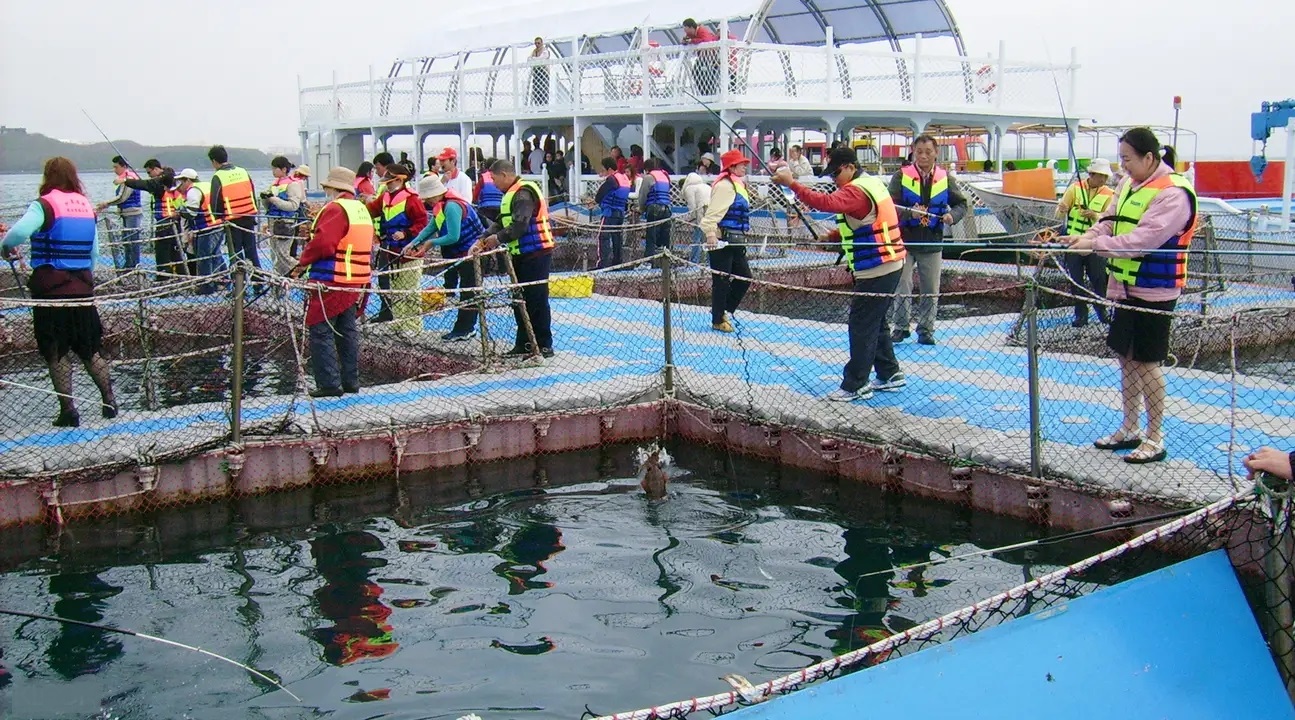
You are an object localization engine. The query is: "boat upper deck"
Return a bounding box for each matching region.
[299,20,1079,135]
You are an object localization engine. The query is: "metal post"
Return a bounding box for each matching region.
[1282,117,1295,230]
[230,260,245,444]
[719,18,730,103]
[662,249,675,396]
[994,40,1006,111]
[137,298,158,411]
[824,26,834,104]
[912,33,923,106]
[1263,484,1295,699]
[1025,283,1042,478]
[473,254,493,369]
[1172,95,1182,151]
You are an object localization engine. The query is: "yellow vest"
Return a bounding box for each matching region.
[1065,182,1114,235]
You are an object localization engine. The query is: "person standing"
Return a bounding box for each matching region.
[681,18,720,95]
[96,156,144,270]
[471,160,555,358]
[289,167,373,397]
[207,145,261,271]
[639,159,673,257]
[682,159,712,264]
[594,158,631,268]
[887,134,967,345]
[174,168,227,293]
[437,147,474,200]
[786,145,812,177]
[354,161,376,202]
[774,148,906,401]
[1054,158,1115,326]
[366,164,428,329]
[1063,128,1193,465]
[1,157,117,426]
[700,150,754,333]
[263,156,307,276]
[407,175,485,342]
[529,37,551,107]
[118,160,184,278]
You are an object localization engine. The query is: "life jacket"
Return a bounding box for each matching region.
[712,173,750,233]
[837,175,905,272]
[308,197,374,286]
[160,187,183,222]
[1065,182,1115,235]
[212,165,258,220]
[30,190,96,271]
[600,172,631,216]
[898,165,949,229]
[477,171,504,209]
[429,191,485,259]
[645,169,672,206]
[266,175,300,219]
[1105,173,1197,290]
[499,180,555,256]
[119,169,142,211]
[188,182,217,231]
[378,187,417,249]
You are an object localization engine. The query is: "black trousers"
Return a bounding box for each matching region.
[708,242,751,324]
[842,270,902,392]
[598,212,625,268]
[1064,253,1110,323]
[645,204,671,253]
[444,256,480,334]
[512,251,553,350]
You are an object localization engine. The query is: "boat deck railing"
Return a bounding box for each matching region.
[300,35,1077,130]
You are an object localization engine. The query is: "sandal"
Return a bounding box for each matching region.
[1124,439,1167,465]
[1094,430,1142,451]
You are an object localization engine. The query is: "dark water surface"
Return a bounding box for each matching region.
[0,444,1120,719]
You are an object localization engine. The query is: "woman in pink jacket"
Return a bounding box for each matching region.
[1064,128,1194,465]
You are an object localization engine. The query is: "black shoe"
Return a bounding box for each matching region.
[501,345,532,358]
[1071,318,1089,328]
[442,329,476,342]
[540,347,555,358]
[917,332,936,346]
[891,328,911,343]
[101,401,118,419]
[54,411,80,428]
[343,385,360,394]
[310,387,344,398]
[372,311,394,324]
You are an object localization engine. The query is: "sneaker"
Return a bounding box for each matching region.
[540,347,555,359]
[712,319,734,333]
[891,328,911,343]
[917,331,936,346]
[501,345,533,358]
[343,385,360,395]
[871,373,906,392]
[826,387,874,402]
[310,387,344,398]
[442,329,477,342]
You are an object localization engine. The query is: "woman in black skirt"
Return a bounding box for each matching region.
[1063,128,1193,465]
[1,157,117,427]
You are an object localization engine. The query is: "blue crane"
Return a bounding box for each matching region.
[1250,99,1295,181]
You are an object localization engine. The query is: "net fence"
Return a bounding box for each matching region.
[1,187,1293,710]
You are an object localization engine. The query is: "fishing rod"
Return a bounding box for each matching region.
[0,608,302,701]
[852,505,1199,583]
[81,109,138,175]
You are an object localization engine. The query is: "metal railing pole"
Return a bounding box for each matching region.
[1262,483,1295,699]
[229,228,246,443]
[662,249,675,397]
[1025,283,1042,478]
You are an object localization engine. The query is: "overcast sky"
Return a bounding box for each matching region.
[2,0,1291,159]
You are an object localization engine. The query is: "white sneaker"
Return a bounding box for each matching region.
[826,387,874,402]
[871,372,906,392]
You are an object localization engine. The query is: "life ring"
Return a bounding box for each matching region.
[976,65,996,95]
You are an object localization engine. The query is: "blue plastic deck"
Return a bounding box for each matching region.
[727,550,1295,720]
[2,278,1290,496]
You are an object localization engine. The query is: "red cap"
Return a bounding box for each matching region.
[437,147,458,161]
[720,149,750,172]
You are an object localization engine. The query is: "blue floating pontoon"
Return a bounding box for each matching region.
[731,550,1294,720]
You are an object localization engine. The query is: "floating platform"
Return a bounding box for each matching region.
[726,550,1295,720]
[0,280,1290,528]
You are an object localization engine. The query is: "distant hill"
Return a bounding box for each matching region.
[0,128,294,174]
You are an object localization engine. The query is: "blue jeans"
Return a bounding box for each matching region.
[195,228,228,295]
[119,213,143,269]
[309,305,360,391]
[598,213,624,268]
[690,227,704,264]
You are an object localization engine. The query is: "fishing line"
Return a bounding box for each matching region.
[0,608,302,701]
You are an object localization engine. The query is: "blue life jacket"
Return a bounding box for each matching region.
[645,169,672,206]
[600,172,631,217]
[713,173,750,233]
[432,193,486,258]
[30,190,96,271]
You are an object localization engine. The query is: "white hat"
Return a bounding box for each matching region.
[417,174,447,199]
[320,166,358,192]
[294,164,312,177]
[176,168,199,182]
[1087,158,1113,177]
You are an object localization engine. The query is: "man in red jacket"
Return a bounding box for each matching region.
[290,167,374,398]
